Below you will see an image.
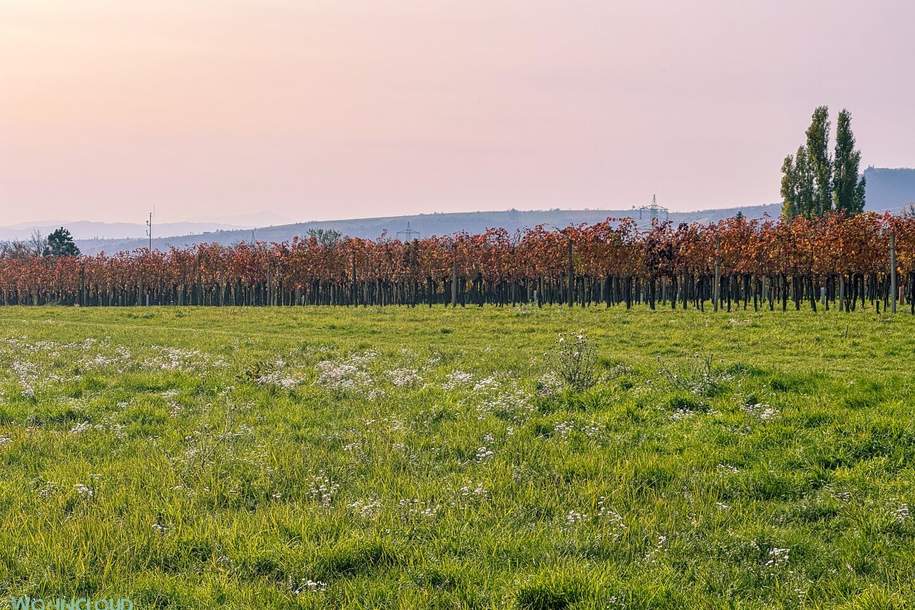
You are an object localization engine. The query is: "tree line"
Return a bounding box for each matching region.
[0,213,912,313]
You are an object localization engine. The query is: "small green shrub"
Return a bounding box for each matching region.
[555,332,597,392]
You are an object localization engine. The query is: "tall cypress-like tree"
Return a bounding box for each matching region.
[833,109,865,214]
[780,154,797,219]
[781,146,815,220]
[805,106,832,216]
[853,174,866,213]
[794,146,815,218]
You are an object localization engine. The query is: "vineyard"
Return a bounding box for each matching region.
[2,213,913,312]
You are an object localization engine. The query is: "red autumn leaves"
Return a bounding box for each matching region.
[0,212,911,303]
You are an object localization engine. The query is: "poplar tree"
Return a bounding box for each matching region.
[833,109,865,214]
[782,146,815,220]
[805,106,832,216]
[794,146,815,218]
[780,155,797,219]
[853,175,866,213]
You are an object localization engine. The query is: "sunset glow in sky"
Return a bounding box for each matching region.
[2,0,914,225]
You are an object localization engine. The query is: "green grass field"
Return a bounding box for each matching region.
[1,306,914,609]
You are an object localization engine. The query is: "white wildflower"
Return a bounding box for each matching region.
[459,484,488,499]
[566,510,587,525]
[74,483,94,499]
[764,547,790,568]
[315,352,376,393]
[743,402,779,421]
[472,376,500,392]
[596,497,627,538]
[536,371,564,397]
[69,421,92,434]
[442,370,473,390]
[256,371,300,390]
[294,579,327,594]
[349,498,382,519]
[477,390,534,422]
[388,368,421,388]
[475,446,494,463]
[399,498,439,519]
[670,408,695,421]
[11,360,38,398]
[306,475,339,507]
[554,420,575,439]
[152,521,169,534]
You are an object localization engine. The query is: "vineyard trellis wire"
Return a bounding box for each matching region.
[1,213,913,313]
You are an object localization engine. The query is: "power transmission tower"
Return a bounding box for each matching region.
[397,222,420,242]
[146,212,153,251]
[635,194,670,223]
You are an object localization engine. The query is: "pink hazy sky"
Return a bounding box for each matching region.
[2,0,914,225]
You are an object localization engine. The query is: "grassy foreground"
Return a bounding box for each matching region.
[0,306,914,609]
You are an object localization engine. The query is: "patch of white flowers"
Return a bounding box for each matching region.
[475,446,495,462]
[10,360,38,399]
[743,402,778,421]
[293,579,327,594]
[764,547,790,568]
[442,370,473,390]
[74,483,94,499]
[256,370,300,390]
[670,408,696,421]
[565,510,587,525]
[536,371,564,397]
[388,368,421,388]
[69,421,92,434]
[474,433,495,463]
[306,474,339,507]
[458,483,489,500]
[146,346,217,372]
[349,498,382,519]
[554,420,575,439]
[596,497,627,538]
[306,474,340,506]
[399,498,439,519]
[315,351,377,393]
[472,376,500,392]
[477,389,534,422]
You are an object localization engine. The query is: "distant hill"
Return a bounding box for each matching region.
[73,204,782,255]
[0,220,242,242]
[863,167,915,211]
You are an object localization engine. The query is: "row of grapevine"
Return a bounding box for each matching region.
[1,213,913,312]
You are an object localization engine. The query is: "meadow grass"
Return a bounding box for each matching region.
[0,305,913,609]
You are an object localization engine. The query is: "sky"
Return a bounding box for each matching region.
[2,0,914,226]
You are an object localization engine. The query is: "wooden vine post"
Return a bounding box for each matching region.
[450,242,458,308]
[566,234,574,308]
[713,235,721,312]
[889,231,897,314]
[351,252,357,306]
